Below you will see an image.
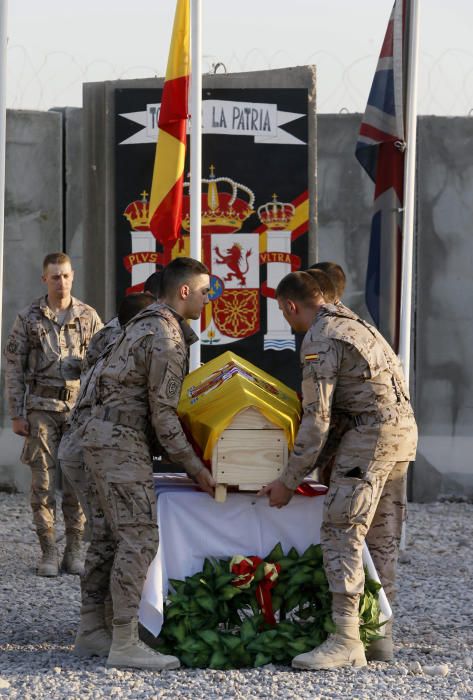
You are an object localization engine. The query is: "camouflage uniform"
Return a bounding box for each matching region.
[82,317,121,374]
[279,303,417,615]
[58,317,122,523]
[81,302,205,623]
[4,296,102,538]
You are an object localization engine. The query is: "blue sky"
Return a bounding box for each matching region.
[7,0,473,114]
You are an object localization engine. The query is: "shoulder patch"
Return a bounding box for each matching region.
[166,376,179,399]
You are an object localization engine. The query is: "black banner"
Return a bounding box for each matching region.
[114,87,309,390]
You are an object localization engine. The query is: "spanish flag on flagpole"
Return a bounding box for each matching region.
[149,0,190,246]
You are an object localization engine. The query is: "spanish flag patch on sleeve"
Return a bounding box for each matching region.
[304,353,319,362]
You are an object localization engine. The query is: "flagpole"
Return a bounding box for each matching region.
[0,0,7,374]
[398,0,420,385]
[189,0,202,371]
[398,0,420,553]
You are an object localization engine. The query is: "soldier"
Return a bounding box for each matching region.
[59,294,155,529]
[259,271,417,670]
[308,261,346,303]
[143,268,163,299]
[82,316,121,375]
[307,262,405,660]
[82,268,162,376]
[305,263,352,488]
[75,257,215,671]
[4,252,102,577]
[61,274,163,515]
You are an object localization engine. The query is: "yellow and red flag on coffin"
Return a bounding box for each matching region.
[149,0,190,246]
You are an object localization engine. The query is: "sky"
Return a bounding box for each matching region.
[7,0,473,115]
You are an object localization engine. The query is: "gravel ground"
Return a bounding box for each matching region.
[1,492,473,700]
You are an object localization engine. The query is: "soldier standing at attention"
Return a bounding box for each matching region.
[77,257,215,671]
[259,271,417,670]
[4,252,102,577]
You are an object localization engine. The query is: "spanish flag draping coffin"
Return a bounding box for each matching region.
[178,351,301,501]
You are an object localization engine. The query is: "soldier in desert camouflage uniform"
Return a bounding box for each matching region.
[75,258,215,671]
[58,297,156,525]
[308,261,408,663]
[57,294,155,655]
[306,263,353,489]
[59,274,162,520]
[4,253,102,577]
[259,271,417,670]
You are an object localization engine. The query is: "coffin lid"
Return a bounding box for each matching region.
[178,351,301,461]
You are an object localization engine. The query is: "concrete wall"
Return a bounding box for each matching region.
[0,109,63,491]
[63,107,85,301]
[413,117,473,501]
[317,115,373,320]
[317,114,473,501]
[2,99,473,502]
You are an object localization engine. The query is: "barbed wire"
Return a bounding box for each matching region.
[6,44,473,116]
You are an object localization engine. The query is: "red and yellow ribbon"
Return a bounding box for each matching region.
[230,555,281,625]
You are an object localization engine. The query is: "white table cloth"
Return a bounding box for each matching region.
[139,485,391,636]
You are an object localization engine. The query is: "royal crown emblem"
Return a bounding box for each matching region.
[182,166,255,235]
[257,193,295,230]
[123,190,150,231]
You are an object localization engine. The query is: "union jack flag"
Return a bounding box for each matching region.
[356,0,409,350]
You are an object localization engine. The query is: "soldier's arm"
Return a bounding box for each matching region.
[313,413,352,485]
[279,339,340,491]
[146,334,206,479]
[4,315,30,420]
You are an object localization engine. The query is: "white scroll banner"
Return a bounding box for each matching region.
[119,100,306,146]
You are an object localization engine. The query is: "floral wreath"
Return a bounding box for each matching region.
[156,542,384,669]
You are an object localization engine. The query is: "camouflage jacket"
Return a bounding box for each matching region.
[280,303,418,490]
[82,316,121,374]
[58,347,115,464]
[4,296,102,418]
[83,302,205,478]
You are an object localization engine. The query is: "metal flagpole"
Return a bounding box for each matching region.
[398,0,420,552]
[398,0,420,384]
[0,0,7,374]
[189,0,202,372]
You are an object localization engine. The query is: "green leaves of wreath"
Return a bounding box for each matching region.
[155,543,384,669]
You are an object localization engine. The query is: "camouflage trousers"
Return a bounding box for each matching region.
[21,410,85,537]
[58,422,94,526]
[321,455,409,617]
[82,438,159,623]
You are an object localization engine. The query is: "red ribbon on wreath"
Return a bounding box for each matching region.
[230,555,281,625]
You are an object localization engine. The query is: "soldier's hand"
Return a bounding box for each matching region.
[257,479,294,508]
[195,468,216,497]
[12,417,30,436]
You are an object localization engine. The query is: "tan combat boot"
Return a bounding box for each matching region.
[107,618,180,671]
[292,615,367,671]
[366,616,394,662]
[74,605,112,657]
[37,531,59,577]
[61,532,84,575]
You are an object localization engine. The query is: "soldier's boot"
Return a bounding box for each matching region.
[74,605,112,658]
[366,617,394,662]
[292,615,367,671]
[107,618,180,671]
[37,531,59,577]
[61,532,84,575]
